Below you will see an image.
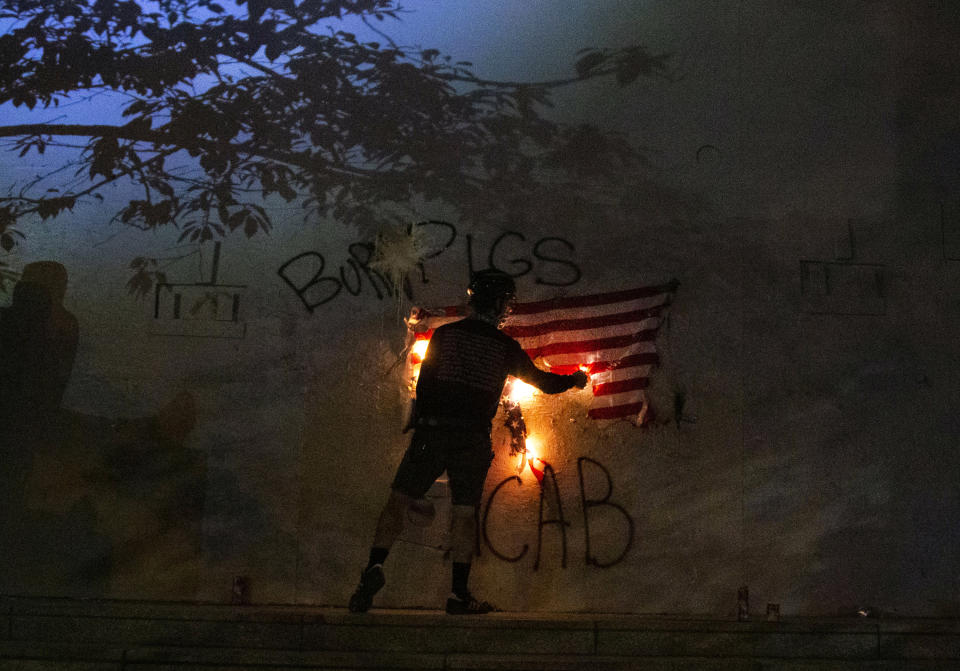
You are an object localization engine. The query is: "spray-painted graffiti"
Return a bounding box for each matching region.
[577,457,634,568]
[277,220,582,312]
[480,457,634,570]
[799,219,886,316]
[153,242,247,339]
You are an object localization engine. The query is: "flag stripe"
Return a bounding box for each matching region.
[590,364,653,384]
[588,402,646,420]
[537,342,658,368]
[506,293,671,327]
[504,306,665,338]
[590,388,646,406]
[593,376,650,396]
[510,282,677,315]
[587,352,660,372]
[512,318,661,353]
[525,330,658,359]
[544,354,659,376]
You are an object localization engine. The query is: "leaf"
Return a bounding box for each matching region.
[227,210,246,230]
[36,196,77,220]
[277,183,296,201]
[126,270,151,298]
[265,37,282,62]
[244,214,259,237]
[575,50,607,78]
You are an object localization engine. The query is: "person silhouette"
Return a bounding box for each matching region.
[348,269,588,615]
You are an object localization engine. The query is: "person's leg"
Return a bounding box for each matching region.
[350,433,441,613]
[369,489,414,565]
[449,503,477,598]
[445,441,497,614]
[349,489,413,613]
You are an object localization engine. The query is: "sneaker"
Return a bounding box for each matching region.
[445,592,498,615]
[348,564,385,613]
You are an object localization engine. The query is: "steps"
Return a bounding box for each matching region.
[1,595,959,670]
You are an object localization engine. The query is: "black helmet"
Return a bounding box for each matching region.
[467,269,516,312]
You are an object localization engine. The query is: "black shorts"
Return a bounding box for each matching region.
[391,429,494,507]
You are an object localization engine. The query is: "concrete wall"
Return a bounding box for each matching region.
[1,1,959,617]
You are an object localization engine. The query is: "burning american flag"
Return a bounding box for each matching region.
[406,280,678,424]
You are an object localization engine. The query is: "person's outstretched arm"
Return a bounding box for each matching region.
[511,347,588,394]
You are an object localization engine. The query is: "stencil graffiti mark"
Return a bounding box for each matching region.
[481,456,634,570]
[153,242,247,338]
[799,220,885,316]
[277,221,582,312]
[799,261,885,316]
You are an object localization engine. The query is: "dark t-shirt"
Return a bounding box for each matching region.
[415,317,575,427]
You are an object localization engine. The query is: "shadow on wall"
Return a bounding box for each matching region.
[0,261,205,599]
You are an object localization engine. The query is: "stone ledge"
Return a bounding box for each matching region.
[1,596,959,668]
[322,610,596,629]
[9,614,303,650]
[878,633,960,660]
[595,617,880,633]
[596,629,879,659]
[124,646,446,668]
[445,654,960,671]
[879,620,960,634]
[3,642,960,670]
[0,640,125,662]
[303,620,595,654]
[0,596,308,623]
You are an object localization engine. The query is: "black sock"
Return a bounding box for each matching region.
[367,547,389,570]
[452,561,471,598]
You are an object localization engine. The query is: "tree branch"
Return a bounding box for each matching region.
[0,123,389,181]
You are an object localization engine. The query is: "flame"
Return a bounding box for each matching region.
[506,378,538,404]
[519,435,546,483]
[410,338,430,364]
[524,435,540,463]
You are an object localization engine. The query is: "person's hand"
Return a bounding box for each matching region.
[572,370,589,389]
